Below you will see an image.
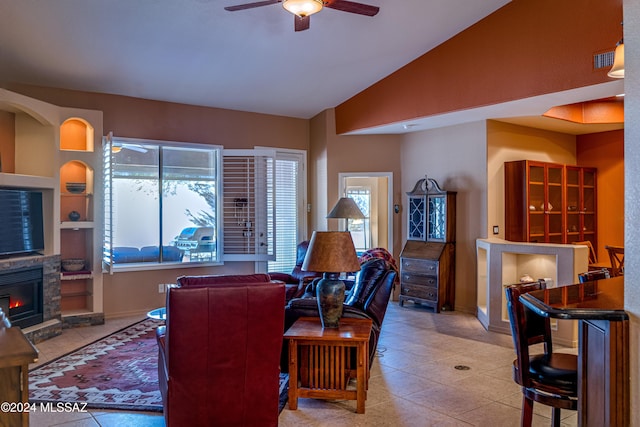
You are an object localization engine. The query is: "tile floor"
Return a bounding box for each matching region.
[26,303,578,426]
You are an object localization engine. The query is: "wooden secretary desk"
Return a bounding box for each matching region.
[399,177,456,312]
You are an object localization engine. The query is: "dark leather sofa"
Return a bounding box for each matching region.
[156,273,284,427]
[282,257,397,371]
[269,240,322,302]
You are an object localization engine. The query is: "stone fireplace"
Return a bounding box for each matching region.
[0,266,43,329]
[0,254,62,343]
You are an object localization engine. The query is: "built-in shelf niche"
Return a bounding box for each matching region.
[476,238,589,347]
[60,118,93,152]
[60,160,93,222]
[500,252,557,324]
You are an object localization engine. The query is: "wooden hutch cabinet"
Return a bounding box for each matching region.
[399,177,456,312]
[504,160,597,249]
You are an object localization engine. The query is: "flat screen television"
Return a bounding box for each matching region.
[0,189,45,257]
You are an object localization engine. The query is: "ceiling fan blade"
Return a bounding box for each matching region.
[294,15,310,32]
[325,0,379,16]
[224,0,280,12]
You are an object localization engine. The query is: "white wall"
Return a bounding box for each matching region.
[623,0,640,424]
[401,121,487,313]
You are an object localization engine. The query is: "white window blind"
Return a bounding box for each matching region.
[267,155,301,272]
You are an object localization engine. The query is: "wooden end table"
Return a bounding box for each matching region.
[284,316,372,414]
[0,327,38,427]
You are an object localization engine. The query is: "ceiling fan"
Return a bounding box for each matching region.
[224,0,380,32]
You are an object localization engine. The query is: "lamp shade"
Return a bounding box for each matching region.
[326,197,365,220]
[302,231,361,273]
[608,42,625,79]
[282,0,323,17]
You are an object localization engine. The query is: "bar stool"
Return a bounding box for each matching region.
[505,282,578,426]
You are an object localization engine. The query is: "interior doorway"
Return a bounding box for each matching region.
[338,172,393,254]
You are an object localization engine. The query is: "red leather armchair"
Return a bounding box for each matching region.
[156,275,285,427]
[268,241,322,301]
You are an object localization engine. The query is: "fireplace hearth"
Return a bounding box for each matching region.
[0,266,43,329]
[0,254,61,342]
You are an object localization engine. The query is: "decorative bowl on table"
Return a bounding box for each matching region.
[65,182,86,194]
[61,258,86,272]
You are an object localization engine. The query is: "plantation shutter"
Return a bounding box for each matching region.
[222,149,276,261]
[102,132,115,273]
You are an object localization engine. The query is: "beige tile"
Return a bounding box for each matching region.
[29,302,571,427]
[454,401,554,427]
[29,408,97,427]
[403,382,494,417]
[92,410,165,427]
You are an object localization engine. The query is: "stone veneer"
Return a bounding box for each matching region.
[0,254,62,343]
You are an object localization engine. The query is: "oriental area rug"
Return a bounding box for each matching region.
[29,318,289,413]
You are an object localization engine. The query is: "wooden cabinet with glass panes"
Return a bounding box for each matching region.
[400,177,456,312]
[505,160,564,243]
[504,160,597,247]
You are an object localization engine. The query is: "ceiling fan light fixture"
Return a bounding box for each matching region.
[282,0,323,17]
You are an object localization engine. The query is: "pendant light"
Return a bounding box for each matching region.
[608,22,624,79]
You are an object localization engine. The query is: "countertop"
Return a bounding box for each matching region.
[519,276,628,321]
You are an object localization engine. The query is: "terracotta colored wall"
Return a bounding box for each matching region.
[335,0,623,134]
[576,130,624,262]
[7,84,309,151]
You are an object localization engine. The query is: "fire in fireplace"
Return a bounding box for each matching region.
[0,266,43,329]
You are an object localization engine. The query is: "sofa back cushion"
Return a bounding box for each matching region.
[177,273,271,287]
[345,258,388,309]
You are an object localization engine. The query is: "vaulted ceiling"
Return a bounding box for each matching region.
[0,0,510,119]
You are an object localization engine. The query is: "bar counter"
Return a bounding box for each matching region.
[520,275,627,321]
[519,276,629,427]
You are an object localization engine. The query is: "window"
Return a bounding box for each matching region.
[267,149,307,273]
[346,187,371,252]
[103,136,222,269]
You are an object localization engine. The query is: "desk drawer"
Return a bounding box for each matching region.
[401,284,438,302]
[401,258,438,274]
[402,273,437,287]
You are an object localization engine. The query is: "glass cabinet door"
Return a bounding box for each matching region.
[546,164,564,243]
[527,165,545,242]
[427,194,446,242]
[407,195,426,240]
[527,162,564,243]
[565,166,596,247]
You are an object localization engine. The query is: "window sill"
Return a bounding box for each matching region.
[105,260,224,273]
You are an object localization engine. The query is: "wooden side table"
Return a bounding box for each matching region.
[0,327,39,427]
[284,316,372,414]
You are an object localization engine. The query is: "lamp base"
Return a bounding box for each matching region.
[316,272,345,328]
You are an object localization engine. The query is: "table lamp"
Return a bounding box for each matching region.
[326,197,365,232]
[301,231,361,328]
